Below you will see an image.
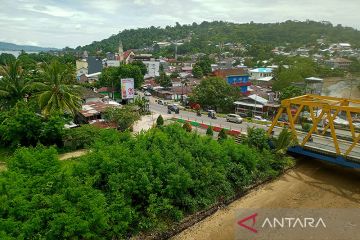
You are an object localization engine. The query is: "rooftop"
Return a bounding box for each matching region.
[250,68,273,73]
[80,101,121,118]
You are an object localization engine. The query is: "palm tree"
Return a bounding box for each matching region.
[0,60,33,109]
[273,128,298,155]
[36,60,81,116]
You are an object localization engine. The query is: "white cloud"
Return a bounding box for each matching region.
[0,0,359,48]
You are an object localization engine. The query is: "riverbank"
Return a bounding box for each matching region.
[172,158,360,240]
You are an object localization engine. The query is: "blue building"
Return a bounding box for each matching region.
[214,68,251,95]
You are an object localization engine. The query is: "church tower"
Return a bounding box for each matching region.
[118,40,124,62]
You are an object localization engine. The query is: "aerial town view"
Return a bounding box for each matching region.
[0,0,359,239]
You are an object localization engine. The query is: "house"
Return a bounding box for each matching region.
[106,52,116,61]
[76,67,88,79]
[105,60,120,67]
[325,58,352,69]
[249,68,273,80]
[234,94,280,117]
[213,68,251,95]
[305,77,323,95]
[123,50,135,64]
[80,88,104,103]
[79,72,101,83]
[87,56,103,74]
[76,59,88,71]
[143,59,160,78]
[78,100,121,123]
[291,77,324,95]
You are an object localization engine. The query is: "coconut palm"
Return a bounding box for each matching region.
[36,60,81,116]
[273,127,298,155]
[0,60,33,109]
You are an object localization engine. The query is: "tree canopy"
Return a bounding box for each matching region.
[190,77,239,112]
[0,124,294,239]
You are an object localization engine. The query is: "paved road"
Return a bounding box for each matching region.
[148,97,360,162]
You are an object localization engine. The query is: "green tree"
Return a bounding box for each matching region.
[156,115,164,126]
[40,114,65,146]
[0,53,16,65]
[192,65,203,79]
[36,60,81,116]
[104,105,140,131]
[206,126,214,136]
[118,64,144,89]
[218,129,227,141]
[0,102,42,146]
[190,77,238,112]
[0,60,38,109]
[170,71,180,79]
[131,60,148,76]
[155,72,172,88]
[273,128,298,155]
[246,127,269,151]
[280,86,303,100]
[194,56,212,76]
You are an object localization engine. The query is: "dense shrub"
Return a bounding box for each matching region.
[206,126,214,136]
[302,123,312,132]
[218,129,227,141]
[0,124,294,239]
[246,127,269,150]
[182,122,192,132]
[156,115,164,126]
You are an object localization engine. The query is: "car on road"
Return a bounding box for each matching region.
[253,115,267,122]
[144,91,151,96]
[168,104,180,114]
[226,114,243,123]
[158,99,166,105]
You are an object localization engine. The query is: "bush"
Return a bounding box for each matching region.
[302,123,312,132]
[156,115,164,126]
[183,122,192,132]
[246,127,269,150]
[63,125,102,150]
[206,126,214,136]
[0,124,294,239]
[218,129,227,140]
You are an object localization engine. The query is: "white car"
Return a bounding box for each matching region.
[226,114,243,123]
[144,91,152,96]
[253,115,267,122]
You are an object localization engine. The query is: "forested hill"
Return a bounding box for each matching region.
[0,42,58,52]
[80,20,360,54]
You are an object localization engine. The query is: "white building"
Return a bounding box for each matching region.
[143,60,160,78]
[249,68,273,80]
[105,60,121,67]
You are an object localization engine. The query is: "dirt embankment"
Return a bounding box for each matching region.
[172,159,360,240]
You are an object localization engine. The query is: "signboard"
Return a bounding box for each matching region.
[121,78,135,99]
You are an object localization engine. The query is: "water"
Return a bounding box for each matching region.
[0,50,39,58]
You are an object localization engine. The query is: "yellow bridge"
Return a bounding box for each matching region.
[267,95,360,167]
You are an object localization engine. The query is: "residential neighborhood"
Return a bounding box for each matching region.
[0,2,360,240]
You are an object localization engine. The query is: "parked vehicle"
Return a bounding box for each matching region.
[253,115,267,122]
[158,100,165,105]
[208,110,216,118]
[226,114,243,123]
[144,91,151,96]
[168,104,180,114]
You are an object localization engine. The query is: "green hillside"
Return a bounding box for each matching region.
[80,20,360,54]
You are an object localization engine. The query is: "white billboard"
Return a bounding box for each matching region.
[121,78,135,99]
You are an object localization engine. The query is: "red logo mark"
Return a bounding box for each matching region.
[237,213,258,233]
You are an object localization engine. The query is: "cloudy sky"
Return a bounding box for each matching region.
[1,0,359,48]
